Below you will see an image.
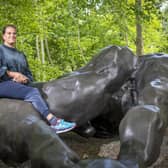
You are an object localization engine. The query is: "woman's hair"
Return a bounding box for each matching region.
[2,24,17,34]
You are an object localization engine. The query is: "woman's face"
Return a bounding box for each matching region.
[3,26,17,47]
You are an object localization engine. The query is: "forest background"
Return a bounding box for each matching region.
[0,0,168,81]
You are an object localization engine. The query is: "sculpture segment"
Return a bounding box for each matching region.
[42,46,135,125]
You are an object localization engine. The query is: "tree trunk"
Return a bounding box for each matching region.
[135,0,143,56]
[40,36,45,64]
[44,36,53,65]
[40,36,46,81]
[36,35,40,60]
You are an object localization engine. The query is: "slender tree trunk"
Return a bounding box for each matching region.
[135,0,143,56]
[40,36,45,64]
[36,35,40,60]
[40,36,46,81]
[35,35,40,80]
[44,36,53,65]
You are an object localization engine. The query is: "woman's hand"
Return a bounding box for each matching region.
[7,71,29,84]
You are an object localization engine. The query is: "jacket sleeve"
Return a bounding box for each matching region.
[23,54,34,82]
[0,50,8,78]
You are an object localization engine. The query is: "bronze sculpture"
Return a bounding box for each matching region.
[0,45,167,168]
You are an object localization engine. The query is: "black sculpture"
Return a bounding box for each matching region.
[0,45,167,168]
[39,46,135,125]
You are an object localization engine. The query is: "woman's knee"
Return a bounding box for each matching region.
[25,87,42,99]
[30,88,41,95]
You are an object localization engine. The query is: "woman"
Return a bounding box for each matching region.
[0,24,76,134]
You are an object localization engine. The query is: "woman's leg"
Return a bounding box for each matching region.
[0,81,76,133]
[0,81,49,117]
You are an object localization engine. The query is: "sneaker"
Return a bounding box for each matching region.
[50,119,76,134]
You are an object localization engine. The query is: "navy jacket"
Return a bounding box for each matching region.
[0,44,33,82]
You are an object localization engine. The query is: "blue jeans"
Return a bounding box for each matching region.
[0,80,49,118]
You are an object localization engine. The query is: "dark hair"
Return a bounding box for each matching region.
[2,24,17,34]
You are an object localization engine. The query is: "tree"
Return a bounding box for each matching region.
[135,0,143,56]
[0,0,166,81]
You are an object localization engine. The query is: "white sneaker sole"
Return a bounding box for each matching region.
[52,125,76,134]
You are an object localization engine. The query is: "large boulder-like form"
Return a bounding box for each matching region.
[95,53,168,167]
[118,54,168,167]
[40,45,135,125]
[0,99,79,168]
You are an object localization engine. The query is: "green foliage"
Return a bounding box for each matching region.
[28,58,63,81]
[0,0,166,81]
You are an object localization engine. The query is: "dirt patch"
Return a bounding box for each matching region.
[61,132,119,160]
